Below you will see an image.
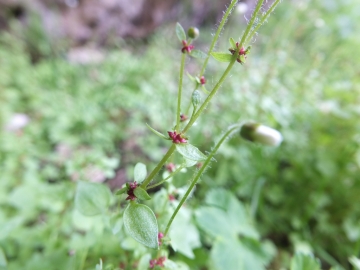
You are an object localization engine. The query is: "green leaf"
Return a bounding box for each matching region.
[146,123,168,140]
[210,52,233,62]
[169,207,201,259]
[290,253,321,270]
[350,256,360,270]
[123,202,159,249]
[176,22,186,42]
[115,186,127,195]
[182,158,198,167]
[75,181,111,216]
[134,187,151,200]
[190,49,207,59]
[0,247,7,267]
[134,162,147,183]
[229,37,236,48]
[175,144,207,162]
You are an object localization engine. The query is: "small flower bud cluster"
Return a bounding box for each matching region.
[168,131,187,144]
[181,40,194,53]
[125,182,139,201]
[240,122,283,146]
[229,42,251,64]
[149,256,166,268]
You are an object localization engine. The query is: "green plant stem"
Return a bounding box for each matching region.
[164,124,241,236]
[146,165,184,190]
[239,0,265,48]
[200,0,238,76]
[141,144,176,188]
[182,59,236,134]
[176,54,186,131]
[245,0,282,45]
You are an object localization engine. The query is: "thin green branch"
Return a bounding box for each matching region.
[239,0,265,48]
[245,0,282,45]
[146,165,184,190]
[164,124,241,236]
[182,59,236,134]
[176,54,186,131]
[140,144,176,188]
[200,0,239,76]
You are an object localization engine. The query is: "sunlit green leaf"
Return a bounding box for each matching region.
[134,187,151,200]
[229,37,236,48]
[123,202,159,249]
[176,144,207,162]
[190,49,207,59]
[75,181,111,216]
[134,162,147,183]
[290,253,321,270]
[176,22,186,42]
[210,52,233,62]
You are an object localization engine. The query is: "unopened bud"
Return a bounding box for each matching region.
[240,122,283,146]
[192,90,201,108]
[187,27,200,39]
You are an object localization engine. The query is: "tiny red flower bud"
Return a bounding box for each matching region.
[149,259,156,269]
[200,76,206,85]
[156,256,166,267]
[126,181,139,200]
[168,131,187,144]
[181,40,194,54]
[166,163,176,172]
[180,114,188,122]
[168,194,175,201]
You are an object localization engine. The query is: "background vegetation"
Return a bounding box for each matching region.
[1,0,360,269]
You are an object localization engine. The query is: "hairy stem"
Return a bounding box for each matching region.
[141,144,176,188]
[164,124,241,235]
[182,59,236,134]
[146,165,184,190]
[239,0,265,48]
[200,0,239,76]
[176,54,186,131]
[245,0,282,45]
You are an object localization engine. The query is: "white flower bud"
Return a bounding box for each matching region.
[240,122,283,146]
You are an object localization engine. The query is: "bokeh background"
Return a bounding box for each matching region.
[1,0,360,269]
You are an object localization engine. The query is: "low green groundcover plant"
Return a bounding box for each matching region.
[1,0,360,269]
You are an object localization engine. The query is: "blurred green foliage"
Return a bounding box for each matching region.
[0,0,360,269]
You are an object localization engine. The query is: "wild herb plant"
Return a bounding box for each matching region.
[76,0,284,268]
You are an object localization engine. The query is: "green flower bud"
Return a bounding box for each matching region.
[188,27,200,39]
[240,122,283,146]
[192,90,201,108]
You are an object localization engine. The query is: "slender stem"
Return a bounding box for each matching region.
[164,124,241,236]
[176,54,186,131]
[245,0,282,45]
[239,0,265,48]
[146,165,184,190]
[200,0,239,76]
[140,144,176,188]
[182,59,236,134]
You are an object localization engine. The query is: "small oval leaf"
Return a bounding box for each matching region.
[115,186,127,196]
[123,203,159,249]
[134,162,147,183]
[211,52,233,62]
[182,157,198,167]
[75,181,111,216]
[176,144,207,162]
[134,187,151,200]
[190,49,207,59]
[176,22,186,42]
[229,37,236,48]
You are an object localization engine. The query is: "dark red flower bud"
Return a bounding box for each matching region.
[200,76,206,85]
